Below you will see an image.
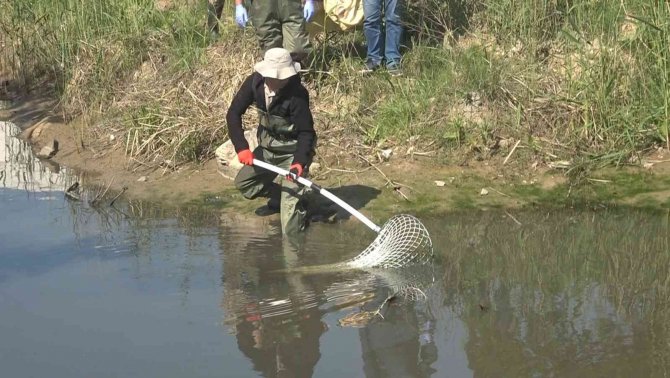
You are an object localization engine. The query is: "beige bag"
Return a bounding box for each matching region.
[323,0,364,30]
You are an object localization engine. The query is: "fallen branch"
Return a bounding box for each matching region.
[503,140,521,165]
[486,187,512,198]
[505,211,522,226]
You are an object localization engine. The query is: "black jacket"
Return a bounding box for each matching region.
[226,72,316,166]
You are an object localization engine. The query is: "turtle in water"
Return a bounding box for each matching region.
[337,293,399,328]
[337,310,383,328]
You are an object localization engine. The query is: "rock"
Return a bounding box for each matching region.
[36,139,58,159]
[215,128,258,180]
[498,138,514,148]
[480,188,489,196]
[137,176,147,182]
[380,148,393,161]
[309,162,321,175]
[379,148,393,161]
[434,180,446,187]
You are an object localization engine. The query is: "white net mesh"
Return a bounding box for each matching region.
[344,214,433,269]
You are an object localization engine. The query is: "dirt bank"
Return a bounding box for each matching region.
[2,88,670,216]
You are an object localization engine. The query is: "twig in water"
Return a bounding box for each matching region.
[109,186,128,207]
[90,178,114,206]
[65,182,80,201]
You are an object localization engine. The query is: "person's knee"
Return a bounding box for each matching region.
[234,175,258,199]
[385,11,401,25]
[363,0,382,21]
[234,182,255,199]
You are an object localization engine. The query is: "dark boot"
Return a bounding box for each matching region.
[254,201,280,216]
[254,184,281,216]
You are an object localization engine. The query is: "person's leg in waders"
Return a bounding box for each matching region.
[278,0,313,65]
[207,0,226,37]
[249,0,284,53]
[234,146,282,215]
[234,147,308,235]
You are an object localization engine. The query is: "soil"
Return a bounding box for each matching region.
[3,85,670,214]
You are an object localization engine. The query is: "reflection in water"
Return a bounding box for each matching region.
[0,121,74,191]
[219,214,437,377]
[359,297,438,378]
[435,209,670,377]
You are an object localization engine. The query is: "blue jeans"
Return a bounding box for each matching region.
[363,0,403,67]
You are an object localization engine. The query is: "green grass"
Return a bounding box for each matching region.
[1,0,669,182]
[0,0,210,112]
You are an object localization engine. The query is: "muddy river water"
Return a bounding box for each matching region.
[1,121,669,377]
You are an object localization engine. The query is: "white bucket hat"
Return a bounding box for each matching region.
[254,48,300,80]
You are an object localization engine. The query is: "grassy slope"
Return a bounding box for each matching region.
[1,0,669,189]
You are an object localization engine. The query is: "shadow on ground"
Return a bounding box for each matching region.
[306,184,382,223]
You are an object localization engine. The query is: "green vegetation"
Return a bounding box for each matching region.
[0,0,209,112]
[1,0,669,174]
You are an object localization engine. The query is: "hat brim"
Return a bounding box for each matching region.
[254,61,300,80]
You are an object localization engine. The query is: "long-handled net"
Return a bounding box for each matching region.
[344,214,433,269]
[253,160,434,269]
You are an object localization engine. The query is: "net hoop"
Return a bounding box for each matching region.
[344,214,433,269]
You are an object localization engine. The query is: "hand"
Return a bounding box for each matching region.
[235,4,248,27]
[237,149,254,165]
[286,163,303,182]
[303,0,315,23]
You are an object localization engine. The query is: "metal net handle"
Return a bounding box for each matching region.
[252,159,381,232]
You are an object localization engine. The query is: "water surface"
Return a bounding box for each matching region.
[2,121,669,377]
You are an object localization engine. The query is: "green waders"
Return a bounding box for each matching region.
[234,106,313,235]
[249,0,313,59]
[207,0,225,35]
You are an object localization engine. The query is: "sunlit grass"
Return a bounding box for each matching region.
[0,0,668,174]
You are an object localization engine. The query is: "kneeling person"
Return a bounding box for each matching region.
[226,48,316,235]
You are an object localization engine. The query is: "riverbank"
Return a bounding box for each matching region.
[2,91,670,222]
[2,0,670,217]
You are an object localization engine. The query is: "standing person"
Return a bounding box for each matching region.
[361,0,403,76]
[226,48,316,236]
[207,0,226,37]
[234,0,315,64]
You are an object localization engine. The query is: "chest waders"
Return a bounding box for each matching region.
[248,0,312,58]
[234,101,313,236]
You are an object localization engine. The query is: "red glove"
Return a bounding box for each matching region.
[287,163,303,182]
[237,149,254,166]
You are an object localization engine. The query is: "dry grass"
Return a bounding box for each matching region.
[1,0,668,181]
[99,31,258,170]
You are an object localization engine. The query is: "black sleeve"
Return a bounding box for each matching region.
[290,95,316,166]
[226,74,255,153]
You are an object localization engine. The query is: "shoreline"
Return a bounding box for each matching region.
[2,93,670,217]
